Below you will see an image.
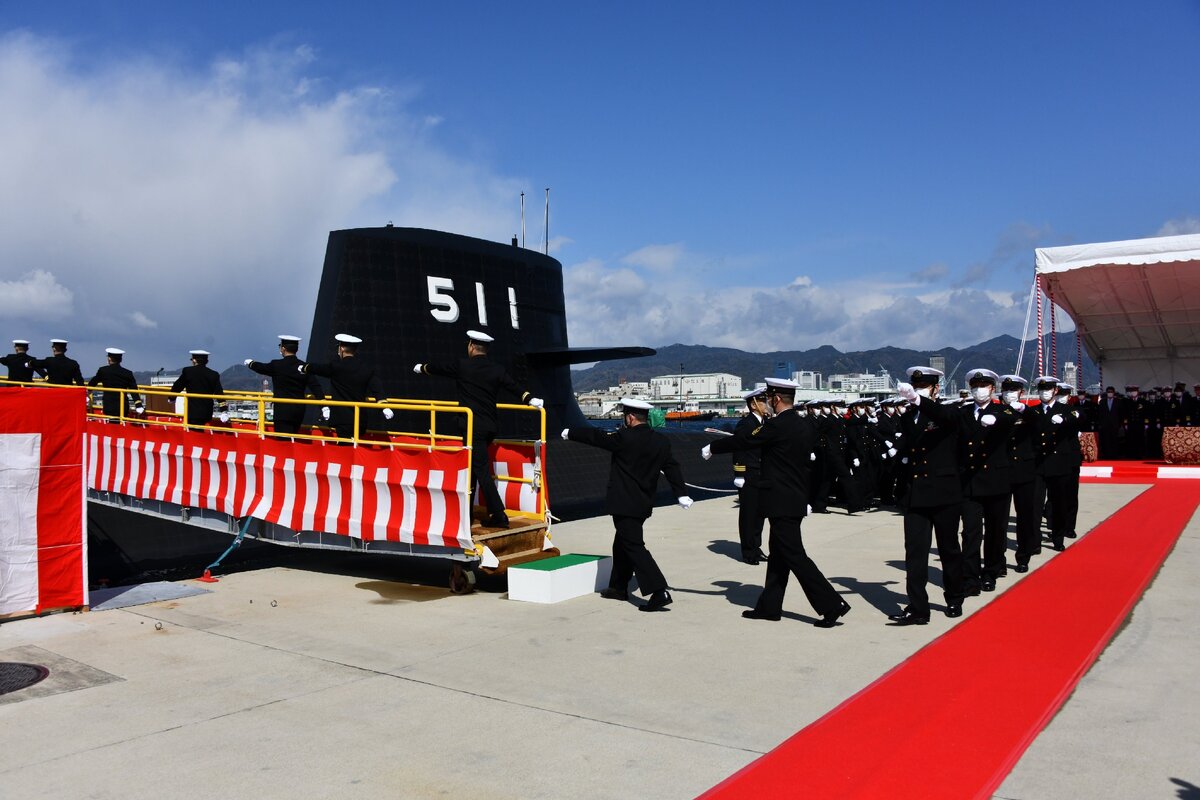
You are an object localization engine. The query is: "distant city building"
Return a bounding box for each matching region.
[650,372,742,400]
[827,370,893,395]
[773,361,794,379]
[1063,361,1078,387]
[792,370,823,390]
[929,355,946,374]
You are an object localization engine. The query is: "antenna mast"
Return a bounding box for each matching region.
[544,188,550,255]
[520,192,525,248]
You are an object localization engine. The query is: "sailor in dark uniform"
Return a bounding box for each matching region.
[37,338,85,385]
[1,339,38,383]
[888,367,967,625]
[732,388,770,564]
[1032,376,1081,550]
[1119,385,1145,459]
[957,369,1017,594]
[302,334,389,442]
[705,378,851,628]
[88,348,142,420]
[563,398,692,612]
[244,335,325,436]
[414,330,543,529]
[999,375,1040,572]
[171,350,227,428]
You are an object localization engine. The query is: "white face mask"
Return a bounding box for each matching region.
[796,408,808,417]
[971,387,993,404]
[1001,390,1020,404]
[1039,389,1054,403]
[916,386,933,399]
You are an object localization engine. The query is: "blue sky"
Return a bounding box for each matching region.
[1,2,1198,369]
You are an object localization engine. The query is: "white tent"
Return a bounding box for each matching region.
[1035,233,1200,389]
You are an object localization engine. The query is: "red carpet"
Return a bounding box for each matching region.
[699,481,1200,800]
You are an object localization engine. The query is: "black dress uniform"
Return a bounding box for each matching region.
[248,349,324,435]
[171,355,225,427]
[710,394,849,625]
[732,405,767,562]
[567,417,688,604]
[417,334,538,527]
[89,357,140,419]
[957,397,1017,591]
[1094,390,1122,459]
[1,342,38,383]
[891,388,967,622]
[1119,388,1146,459]
[37,352,85,385]
[1033,395,1082,549]
[304,355,385,440]
[1002,391,1042,572]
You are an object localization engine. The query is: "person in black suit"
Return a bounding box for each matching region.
[705,378,851,628]
[1119,385,1148,459]
[36,338,85,385]
[888,367,967,625]
[245,335,325,437]
[1093,385,1122,459]
[414,330,542,529]
[732,388,769,564]
[1032,376,1082,550]
[957,369,1017,594]
[563,398,692,612]
[171,350,227,428]
[88,347,142,420]
[1,339,38,383]
[999,375,1041,572]
[302,334,388,442]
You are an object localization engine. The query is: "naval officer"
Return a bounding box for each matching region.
[414,330,543,529]
[999,375,1041,572]
[732,387,769,564]
[171,350,227,427]
[1,339,38,383]
[88,348,142,420]
[37,339,85,385]
[301,334,390,441]
[704,378,851,628]
[245,335,325,436]
[562,398,692,612]
[889,367,967,625]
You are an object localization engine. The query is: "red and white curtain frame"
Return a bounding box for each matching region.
[1035,276,1083,384]
[87,423,478,550]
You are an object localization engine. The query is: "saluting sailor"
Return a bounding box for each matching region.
[889,367,967,625]
[999,375,1040,572]
[171,350,227,428]
[414,330,542,529]
[704,378,851,628]
[88,348,142,420]
[244,335,325,436]
[732,388,770,564]
[562,398,692,612]
[37,338,85,385]
[301,334,390,441]
[1,339,38,383]
[1031,376,1081,551]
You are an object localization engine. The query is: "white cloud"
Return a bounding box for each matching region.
[0,32,520,367]
[620,242,685,272]
[547,235,574,254]
[1157,216,1200,236]
[129,311,158,329]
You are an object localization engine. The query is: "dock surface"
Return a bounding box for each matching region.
[1,482,1197,799]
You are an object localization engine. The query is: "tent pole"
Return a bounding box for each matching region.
[1016,277,1037,376]
[1036,277,1044,377]
[1050,285,1058,379]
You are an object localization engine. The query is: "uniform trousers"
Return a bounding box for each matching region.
[902,502,966,616]
[610,515,667,596]
[274,410,303,436]
[1010,477,1042,565]
[472,432,506,520]
[737,470,765,557]
[1043,474,1078,545]
[960,492,1011,585]
[753,516,842,617]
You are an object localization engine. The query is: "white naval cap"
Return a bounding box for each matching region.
[189,349,210,356]
[334,333,362,344]
[764,378,799,391]
[105,348,125,355]
[619,397,653,411]
[965,368,1000,385]
[278,335,301,343]
[466,330,494,344]
[999,374,1028,387]
[50,338,68,345]
[742,387,767,400]
[805,399,824,407]
[905,366,944,381]
[1058,383,1076,394]
[12,339,29,345]
[1033,375,1059,387]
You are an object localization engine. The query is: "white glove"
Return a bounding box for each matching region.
[133,403,144,415]
[888,447,898,457]
[897,382,918,402]
[980,414,996,427]
[243,358,253,366]
[561,428,570,440]
[701,444,712,461]
[885,440,893,448]
[218,412,230,424]
[1052,414,1064,424]
[852,458,860,467]
[901,457,909,464]
[1077,431,1084,439]
[297,364,305,373]
[528,397,544,408]
[1011,401,1026,412]
[382,408,394,420]
[895,431,903,438]
[321,406,331,421]
[677,496,694,510]
[733,477,745,489]
[810,451,816,461]
[412,363,424,374]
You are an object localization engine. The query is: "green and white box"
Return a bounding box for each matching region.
[508,554,613,604]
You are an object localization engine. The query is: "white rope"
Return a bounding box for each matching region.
[1016,276,1037,376]
[684,481,739,494]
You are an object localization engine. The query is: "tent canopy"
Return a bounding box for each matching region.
[1035,233,1200,389]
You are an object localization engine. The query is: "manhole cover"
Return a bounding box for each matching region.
[0,662,50,695]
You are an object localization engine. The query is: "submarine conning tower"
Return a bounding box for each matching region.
[306,226,652,436]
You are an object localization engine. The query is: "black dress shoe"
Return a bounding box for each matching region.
[1065,531,1077,539]
[964,585,981,597]
[887,610,929,625]
[1014,563,1029,573]
[814,600,851,628]
[945,604,963,618]
[742,549,767,565]
[997,569,1008,578]
[599,587,627,601]
[1051,539,1065,552]
[486,514,509,529]
[981,579,996,592]
[741,608,781,621]
[639,590,673,612]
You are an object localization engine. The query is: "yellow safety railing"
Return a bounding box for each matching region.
[495,401,550,518]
